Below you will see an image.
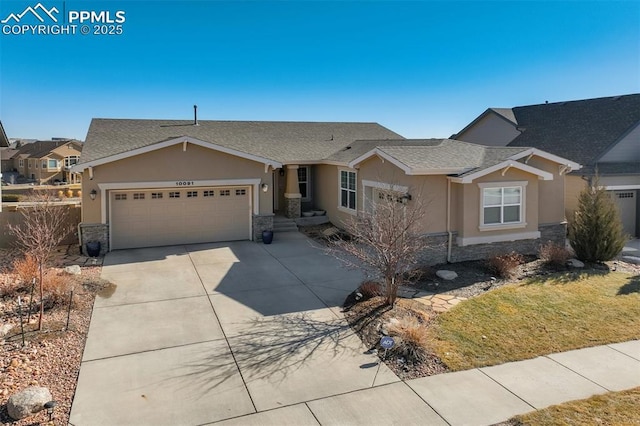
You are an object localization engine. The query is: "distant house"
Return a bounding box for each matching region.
[0,121,8,148]
[455,94,640,238]
[10,139,83,184]
[71,118,578,258]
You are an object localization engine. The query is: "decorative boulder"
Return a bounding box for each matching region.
[64,265,82,275]
[0,323,13,338]
[436,270,458,281]
[7,386,52,420]
[567,259,585,268]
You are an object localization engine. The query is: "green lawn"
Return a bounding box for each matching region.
[512,387,640,426]
[429,271,640,370]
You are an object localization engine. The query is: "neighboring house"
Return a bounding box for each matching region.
[1,148,18,173]
[455,94,640,237]
[10,139,83,184]
[71,118,579,261]
[0,121,8,148]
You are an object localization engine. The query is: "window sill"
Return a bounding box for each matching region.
[479,222,527,232]
[338,206,357,216]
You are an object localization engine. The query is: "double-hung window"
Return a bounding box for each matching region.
[481,185,524,226]
[339,170,356,211]
[298,166,310,200]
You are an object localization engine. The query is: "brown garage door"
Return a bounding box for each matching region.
[110,187,251,250]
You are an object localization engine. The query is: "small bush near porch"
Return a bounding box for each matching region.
[429,272,640,371]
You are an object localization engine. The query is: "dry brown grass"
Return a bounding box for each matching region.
[430,272,640,370]
[539,242,572,269]
[513,387,640,425]
[488,252,525,279]
[386,313,431,362]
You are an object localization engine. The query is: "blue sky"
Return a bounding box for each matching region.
[0,0,638,140]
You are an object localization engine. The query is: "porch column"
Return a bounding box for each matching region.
[284,164,301,218]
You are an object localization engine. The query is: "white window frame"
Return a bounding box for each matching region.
[19,159,24,167]
[297,166,310,201]
[338,168,357,214]
[64,156,80,168]
[41,160,47,169]
[47,159,58,170]
[478,181,527,231]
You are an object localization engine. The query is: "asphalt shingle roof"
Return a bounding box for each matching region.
[345,139,530,175]
[504,94,640,166]
[81,119,404,164]
[13,140,82,159]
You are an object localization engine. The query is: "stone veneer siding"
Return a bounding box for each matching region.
[417,223,567,265]
[284,197,301,219]
[79,223,109,256]
[253,214,274,242]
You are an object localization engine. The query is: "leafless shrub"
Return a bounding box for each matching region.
[539,242,572,269]
[328,185,432,306]
[8,193,73,329]
[488,252,525,279]
[358,281,382,299]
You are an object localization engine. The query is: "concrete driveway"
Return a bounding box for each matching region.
[69,233,404,425]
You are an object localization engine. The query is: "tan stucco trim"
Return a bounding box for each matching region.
[509,148,581,171]
[450,160,553,184]
[457,230,541,246]
[71,136,282,172]
[97,179,261,223]
[604,184,640,190]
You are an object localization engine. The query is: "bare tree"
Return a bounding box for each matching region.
[8,193,73,329]
[329,187,431,306]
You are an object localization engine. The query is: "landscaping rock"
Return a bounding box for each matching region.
[436,270,458,280]
[7,386,52,420]
[567,258,585,268]
[64,265,82,275]
[0,323,14,337]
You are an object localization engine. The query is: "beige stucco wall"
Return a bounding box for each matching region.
[314,158,449,234]
[456,168,539,239]
[456,113,520,146]
[565,175,587,217]
[81,143,273,223]
[523,156,566,224]
[313,164,348,225]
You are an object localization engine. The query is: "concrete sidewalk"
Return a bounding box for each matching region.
[70,234,640,426]
[212,340,640,426]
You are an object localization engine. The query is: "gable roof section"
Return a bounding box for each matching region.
[503,94,639,166]
[348,139,577,182]
[454,107,519,139]
[79,119,404,165]
[72,136,282,172]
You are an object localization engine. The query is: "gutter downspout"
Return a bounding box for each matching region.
[446,178,452,263]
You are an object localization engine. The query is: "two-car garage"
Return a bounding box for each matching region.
[109,185,252,250]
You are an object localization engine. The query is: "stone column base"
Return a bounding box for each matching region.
[253,214,274,241]
[79,223,109,255]
[284,196,301,219]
